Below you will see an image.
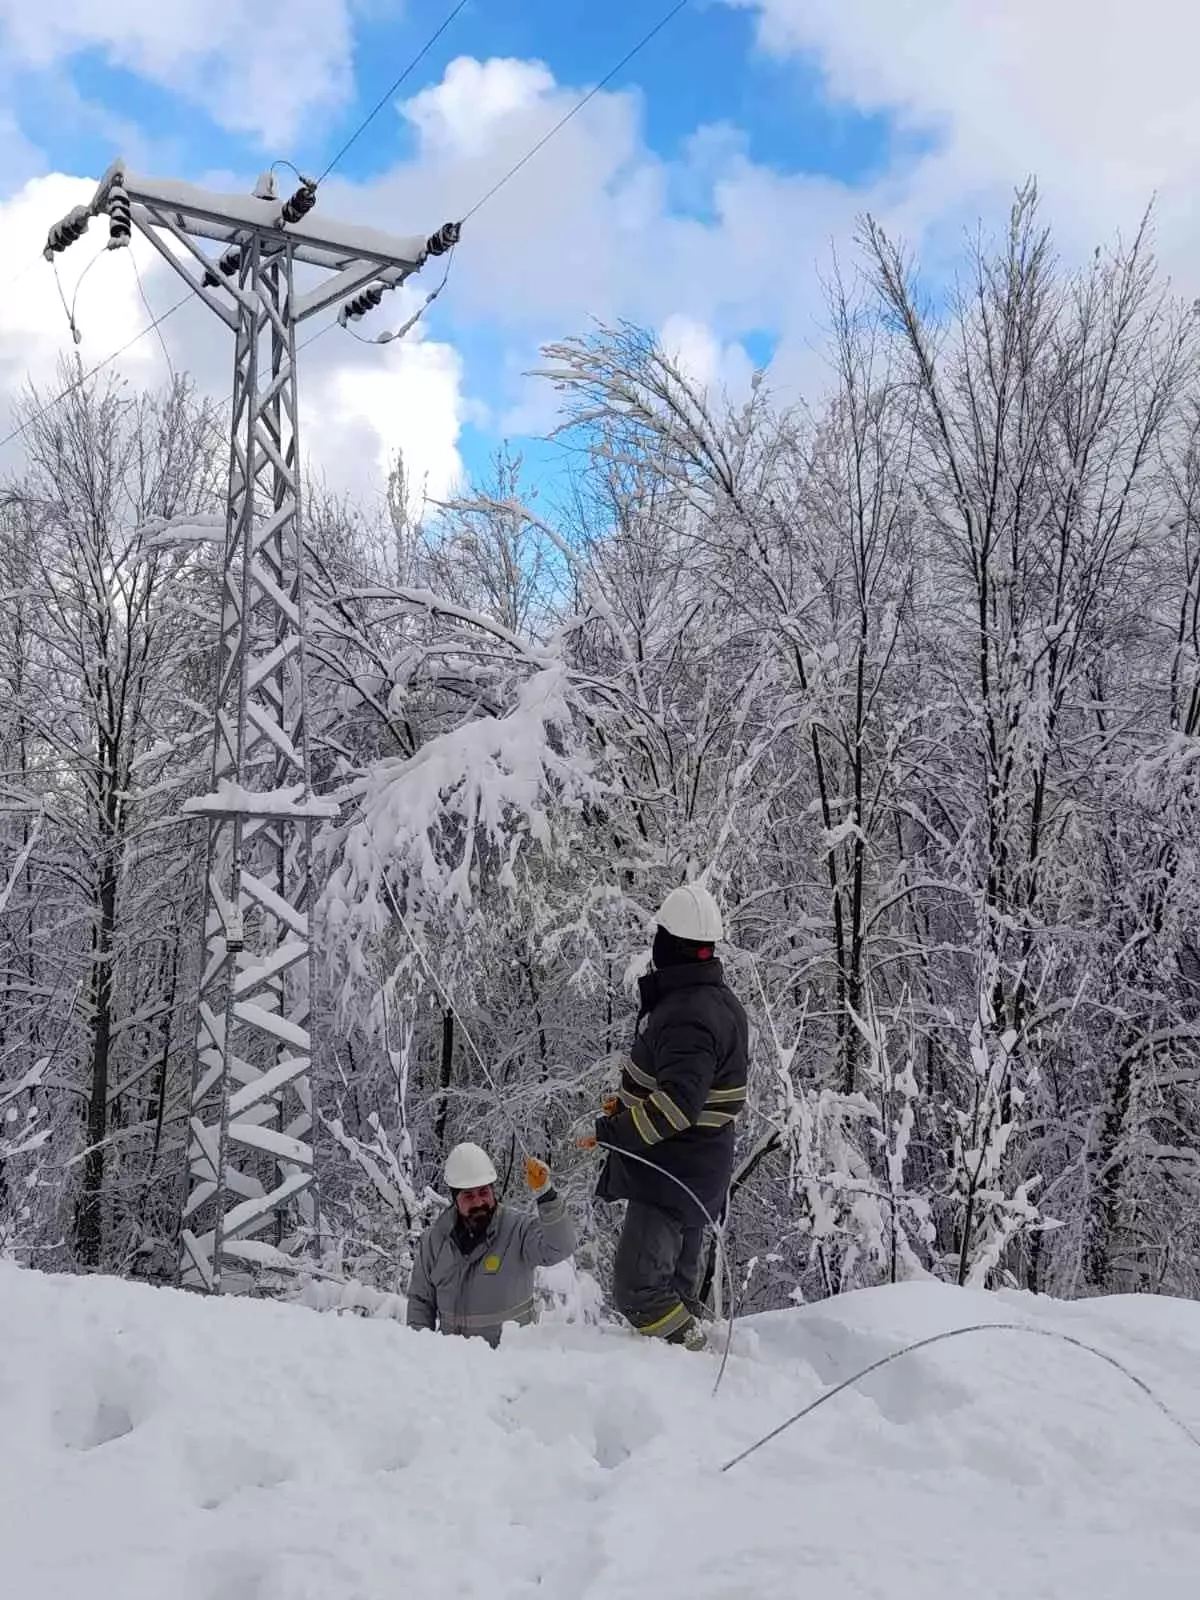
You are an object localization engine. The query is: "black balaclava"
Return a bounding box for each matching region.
[652,924,715,971]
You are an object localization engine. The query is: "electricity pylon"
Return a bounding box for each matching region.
[46,165,458,1292]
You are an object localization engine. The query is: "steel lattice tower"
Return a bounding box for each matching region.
[46,165,458,1293]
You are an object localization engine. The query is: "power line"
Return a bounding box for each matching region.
[1,302,341,461]
[460,0,690,223]
[0,254,44,294]
[0,291,190,454]
[3,0,693,450]
[9,0,472,455]
[317,0,473,184]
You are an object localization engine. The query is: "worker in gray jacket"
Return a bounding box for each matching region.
[405,1141,576,1346]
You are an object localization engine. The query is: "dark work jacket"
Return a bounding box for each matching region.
[596,960,749,1227]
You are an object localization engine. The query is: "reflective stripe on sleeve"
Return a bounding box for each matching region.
[630,1100,664,1146]
[706,1084,747,1105]
[622,1057,657,1091]
[649,1088,689,1131]
[696,1109,737,1129]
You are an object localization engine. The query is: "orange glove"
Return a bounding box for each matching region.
[524,1156,551,1193]
[576,1133,598,1150]
[601,1094,620,1117]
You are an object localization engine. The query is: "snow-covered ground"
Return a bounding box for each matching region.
[3,1262,1200,1599]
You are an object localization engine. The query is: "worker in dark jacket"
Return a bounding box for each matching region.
[590,883,749,1349]
[406,1141,576,1345]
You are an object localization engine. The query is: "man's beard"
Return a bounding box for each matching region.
[463,1202,494,1235]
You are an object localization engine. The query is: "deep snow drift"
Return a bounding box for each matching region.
[3,1262,1200,1599]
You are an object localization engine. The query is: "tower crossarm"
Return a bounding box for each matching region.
[96,162,433,282]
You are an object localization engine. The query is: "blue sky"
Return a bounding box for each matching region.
[0,0,1196,507]
[15,3,909,193]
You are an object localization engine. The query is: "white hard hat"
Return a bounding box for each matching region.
[656,882,723,943]
[444,1142,498,1190]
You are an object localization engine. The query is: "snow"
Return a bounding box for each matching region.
[3,1265,1200,1599]
[183,781,339,820]
[119,169,431,270]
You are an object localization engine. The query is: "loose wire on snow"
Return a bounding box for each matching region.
[720,1321,1200,1474]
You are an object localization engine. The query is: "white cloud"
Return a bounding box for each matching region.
[726,0,1200,269]
[327,58,863,374]
[299,309,470,511]
[0,0,371,145]
[0,175,164,406]
[401,56,559,160]
[659,313,756,399]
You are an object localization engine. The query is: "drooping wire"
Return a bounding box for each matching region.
[50,256,82,346]
[271,158,309,187]
[130,252,176,387]
[56,247,111,348]
[0,291,190,455]
[720,1321,1200,1473]
[339,246,455,346]
[459,0,690,224]
[316,0,473,185]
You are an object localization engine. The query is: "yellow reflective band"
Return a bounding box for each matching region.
[696,1110,736,1128]
[623,1058,657,1090]
[706,1084,747,1104]
[630,1101,662,1145]
[619,1086,647,1108]
[650,1088,689,1131]
[636,1301,691,1339]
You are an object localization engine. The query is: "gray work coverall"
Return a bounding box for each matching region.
[405,1188,576,1346]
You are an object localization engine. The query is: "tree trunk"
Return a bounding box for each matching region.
[75,860,118,1267]
[433,1008,455,1149]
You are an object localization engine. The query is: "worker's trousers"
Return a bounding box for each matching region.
[612,1200,706,1341]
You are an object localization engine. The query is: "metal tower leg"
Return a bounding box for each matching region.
[180,239,323,1292]
[43,161,455,1293]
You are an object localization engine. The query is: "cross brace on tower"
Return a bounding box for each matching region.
[45,164,460,1294]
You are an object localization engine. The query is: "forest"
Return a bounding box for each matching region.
[3,185,1200,1315]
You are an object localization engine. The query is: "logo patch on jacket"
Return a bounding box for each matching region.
[483,1254,502,1274]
